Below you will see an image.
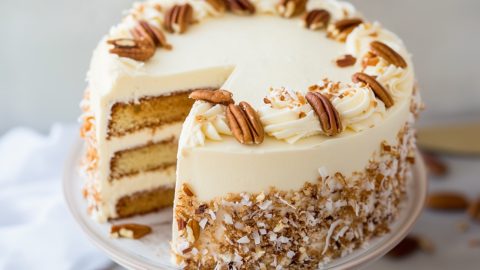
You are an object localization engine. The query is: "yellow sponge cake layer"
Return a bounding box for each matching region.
[110,138,177,181]
[108,91,194,138]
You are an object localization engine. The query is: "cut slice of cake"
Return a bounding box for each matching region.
[79,0,423,267]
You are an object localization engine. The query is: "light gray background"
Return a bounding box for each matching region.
[1,0,479,134]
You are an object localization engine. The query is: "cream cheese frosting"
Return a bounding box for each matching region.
[364,58,412,100]
[182,101,231,147]
[320,81,387,132]
[258,88,322,143]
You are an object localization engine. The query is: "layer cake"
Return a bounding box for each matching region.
[79,0,423,267]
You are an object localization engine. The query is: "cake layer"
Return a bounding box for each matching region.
[108,91,194,138]
[96,165,177,220]
[110,138,177,181]
[106,121,183,157]
[116,185,175,219]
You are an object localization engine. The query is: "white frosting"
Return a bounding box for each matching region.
[251,0,278,14]
[100,167,176,221]
[306,0,358,20]
[344,22,414,100]
[176,97,411,202]
[189,0,224,21]
[327,83,386,132]
[181,101,231,147]
[258,88,322,143]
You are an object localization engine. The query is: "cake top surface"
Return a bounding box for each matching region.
[88,0,415,151]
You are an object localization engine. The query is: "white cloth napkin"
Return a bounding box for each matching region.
[0,124,113,270]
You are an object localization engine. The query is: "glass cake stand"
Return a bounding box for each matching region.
[64,140,427,270]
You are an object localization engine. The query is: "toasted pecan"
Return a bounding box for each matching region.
[426,192,469,211]
[111,223,152,239]
[352,72,394,108]
[305,92,342,136]
[205,0,226,12]
[334,18,363,32]
[336,54,357,67]
[468,198,480,223]
[189,89,234,105]
[107,38,156,61]
[225,0,255,15]
[164,4,194,33]
[277,0,307,18]
[226,102,264,144]
[136,20,172,49]
[303,9,330,30]
[371,41,407,68]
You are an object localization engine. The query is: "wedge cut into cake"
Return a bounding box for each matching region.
[80,0,423,267]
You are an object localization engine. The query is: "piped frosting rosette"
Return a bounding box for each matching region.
[320,82,386,132]
[346,22,414,100]
[183,101,231,147]
[258,88,322,144]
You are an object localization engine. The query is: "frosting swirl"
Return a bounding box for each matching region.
[250,0,278,14]
[363,58,412,100]
[307,0,358,20]
[345,22,413,100]
[323,83,386,132]
[258,88,322,144]
[183,101,231,147]
[346,22,405,59]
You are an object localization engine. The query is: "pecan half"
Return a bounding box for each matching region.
[426,192,469,211]
[205,0,226,12]
[187,219,201,242]
[177,218,187,231]
[468,198,480,223]
[327,18,363,42]
[277,0,307,18]
[336,54,357,67]
[421,151,448,177]
[225,0,255,15]
[371,41,407,68]
[189,89,234,105]
[305,92,342,136]
[334,18,363,32]
[107,38,156,61]
[303,9,330,30]
[133,20,172,49]
[164,4,194,34]
[387,235,420,258]
[182,183,195,197]
[226,102,264,144]
[352,72,394,108]
[111,223,152,239]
